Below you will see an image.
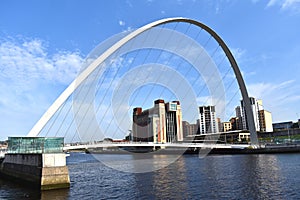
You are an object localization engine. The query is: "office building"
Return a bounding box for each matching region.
[199,106,218,134]
[221,122,232,132]
[259,110,273,132]
[236,106,242,118]
[240,97,273,132]
[182,121,190,137]
[217,118,222,132]
[273,121,293,130]
[230,116,243,131]
[182,121,199,137]
[241,97,260,131]
[234,106,244,130]
[132,99,183,143]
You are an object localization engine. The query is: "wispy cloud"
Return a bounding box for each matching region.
[248,80,300,121]
[230,47,247,63]
[126,0,133,7]
[118,20,133,32]
[266,0,300,13]
[119,20,126,26]
[0,37,83,88]
[0,36,84,138]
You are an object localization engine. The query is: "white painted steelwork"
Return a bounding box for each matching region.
[27,17,258,145]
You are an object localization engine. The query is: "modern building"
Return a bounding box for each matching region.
[272,121,293,130]
[198,106,218,134]
[259,110,273,132]
[241,97,260,131]
[182,121,189,137]
[230,117,243,131]
[240,97,273,132]
[221,122,232,132]
[217,118,222,132]
[234,106,244,130]
[132,99,183,143]
[182,121,199,137]
[257,99,264,111]
[235,106,242,118]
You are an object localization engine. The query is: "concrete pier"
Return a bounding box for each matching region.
[1,153,70,190]
[0,137,70,190]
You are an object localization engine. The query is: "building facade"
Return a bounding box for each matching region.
[221,122,232,132]
[230,116,243,131]
[259,110,273,132]
[235,106,244,130]
[182,121,199,137]
[199,106,218,134]
[132,99,183,143]
[240,97,273,133]
[272,121,293,130]
[241,97,261,131]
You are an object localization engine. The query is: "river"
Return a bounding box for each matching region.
[0,153,299,199]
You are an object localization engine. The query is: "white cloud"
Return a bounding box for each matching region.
[0,37,83,88]
[266,0,300,13]
[267,0,277,7]
[282,0,300,8]
[122,26,133,33]
[0,36,84,138]
[226,46,299,122]
[119,20,126,26]
[248,80,295,98]
[230,47,247,63]
[247,80,300,122]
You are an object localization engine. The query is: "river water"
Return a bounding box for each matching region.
[0,153,299,199]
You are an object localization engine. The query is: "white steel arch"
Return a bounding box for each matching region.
[27,17,258,145]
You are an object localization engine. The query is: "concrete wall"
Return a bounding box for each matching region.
[3,154,42,166]
[41,166,70,190]
[0,153,70,190]
[42,153,66,167]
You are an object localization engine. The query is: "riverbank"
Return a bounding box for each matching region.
[81,144,300,155]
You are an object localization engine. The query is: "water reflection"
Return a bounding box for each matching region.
[101,154,292,199]
[93,152,183,173]
[197,154,284,199]
[153,155,189,199]
[240,155,283,199]
[133,155,189,199]
[0,177,70,200]
[41,189,70,200]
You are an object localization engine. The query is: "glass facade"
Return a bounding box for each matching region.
[7,137,64,154]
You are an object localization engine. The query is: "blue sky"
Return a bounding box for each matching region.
[0,0,300,140]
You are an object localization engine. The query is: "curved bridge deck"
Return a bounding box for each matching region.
[63,142,250,151]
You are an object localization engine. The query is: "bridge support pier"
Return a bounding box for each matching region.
[0,153,70,190]
[0,137,70,190]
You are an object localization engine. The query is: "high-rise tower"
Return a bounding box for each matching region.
[198,106,218,134]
